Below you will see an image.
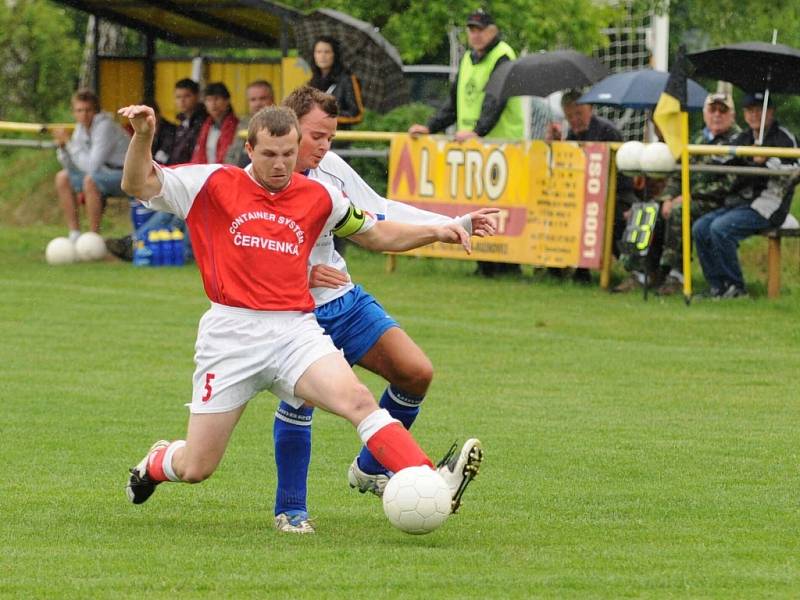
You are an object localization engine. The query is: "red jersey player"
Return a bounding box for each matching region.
[117,104,480,519]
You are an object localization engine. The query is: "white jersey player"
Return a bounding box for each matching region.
[271,87,492,533]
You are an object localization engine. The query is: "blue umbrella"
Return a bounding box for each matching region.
[578,69,708,110]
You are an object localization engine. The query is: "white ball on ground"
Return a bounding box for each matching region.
[45,237,77,265]
[616,141,645,176]
[640,142,677,178]
[74,232,107,261]
[382,466,451,535]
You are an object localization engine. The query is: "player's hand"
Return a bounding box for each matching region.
[436,222,471,254]
[408,124,430,139]
[545,122,562,142]
[454,130,478,143]
[118,105,156,136]
[309,264,350,289]
[468,208,500,237]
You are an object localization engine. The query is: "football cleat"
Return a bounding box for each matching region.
[126,440,169,505]
[274,511,315,534]
[436,438,483,514]
[347,457,390,497]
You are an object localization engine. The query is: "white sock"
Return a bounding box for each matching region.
[668,269,684,283]
[633,271,646,284]
[162,440,186,482]
[68,230,81,243]
[356,409,398,445]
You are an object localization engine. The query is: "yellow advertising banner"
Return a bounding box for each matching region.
[388,135,610,268]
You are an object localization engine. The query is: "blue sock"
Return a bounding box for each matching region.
[357,385,425,475]
[273,401,313,516]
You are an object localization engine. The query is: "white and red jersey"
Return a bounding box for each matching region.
[143,163,374,312]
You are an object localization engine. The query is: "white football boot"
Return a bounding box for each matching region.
[436,438,483,513]
[347,457,390,497]
[274,511,315,534]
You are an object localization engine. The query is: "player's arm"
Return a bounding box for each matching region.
[335,205,471,254]
[118,104,161,199]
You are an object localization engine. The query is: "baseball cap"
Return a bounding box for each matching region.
[704,92,734,111]
[742,92,773,108]
[466,8,494,28]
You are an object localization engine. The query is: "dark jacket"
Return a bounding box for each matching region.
[426,35,511,136]
[567,115,637,212]
[169,104,208,165]
[152,118,176,165]
[311,71,365,128]
[726,120,798,225]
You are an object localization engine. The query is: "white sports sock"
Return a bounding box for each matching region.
[68,230,81,243]
[356,409,398,445]
[162,440,186,482]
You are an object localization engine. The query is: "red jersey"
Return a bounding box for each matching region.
[144,163,374,311]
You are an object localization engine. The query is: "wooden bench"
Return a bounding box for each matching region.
[766,226,800,298]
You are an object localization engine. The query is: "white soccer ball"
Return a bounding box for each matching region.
[382,466,451,535]
[45,237,77,265]
[74,232,107,261]
[615,141,645,176]
[640,142,677,178]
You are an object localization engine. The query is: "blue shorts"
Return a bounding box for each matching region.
[314,285,399,365]
[68,166,125,196]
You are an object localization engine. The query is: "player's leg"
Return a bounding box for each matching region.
[272,400,314,530]
[127,405,245,503]
[82,174,104,233]
[350,327,433,488]
[55,169,80,238]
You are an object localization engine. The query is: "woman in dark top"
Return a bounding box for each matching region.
[309,36,365,128]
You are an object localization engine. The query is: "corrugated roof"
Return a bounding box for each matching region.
[53,0,302,49]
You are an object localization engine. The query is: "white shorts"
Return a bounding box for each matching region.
[189,303,340,414]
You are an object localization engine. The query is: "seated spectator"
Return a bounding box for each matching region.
[692,92,798,299]
[224,79,274,167]
[52,89,130,241]
[309,36,365,128]
[190,82,239,164]
[170,78,207,164]
[653,93,741,296]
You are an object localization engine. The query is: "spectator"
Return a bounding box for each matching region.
[547,90,639,285]
[653,93,741,296]
[169,79,207,164]
[693,92,798,299]
[225,80,275,167]
[409,8,524,277]
[52,88,130,241]
[190,82,239,164]
[309,36,365,128]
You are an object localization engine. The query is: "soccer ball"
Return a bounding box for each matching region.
[640,142,676,178]
[615,141,645,176]
[75,232,107,261]
[45,237,77,265]
[382,466,451,535]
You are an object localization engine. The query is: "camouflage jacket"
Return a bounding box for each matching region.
[656,124,741,205]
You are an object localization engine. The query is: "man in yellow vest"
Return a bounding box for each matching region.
[409,8,524,276]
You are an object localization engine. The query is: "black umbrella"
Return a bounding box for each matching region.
[294,9,409,112]
[484,50,608,101]
[578,69,708,110]
[689,40,800,144]
[688,41,800,94]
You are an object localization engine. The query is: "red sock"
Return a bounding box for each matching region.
[366,422,433,473]
[147,446,170,482]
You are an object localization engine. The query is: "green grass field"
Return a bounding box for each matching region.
[1,225,799,598]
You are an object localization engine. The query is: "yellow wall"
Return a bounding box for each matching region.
[101,57,312,124]
[99,59,144,119]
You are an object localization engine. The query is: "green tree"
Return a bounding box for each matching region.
[0,0,82,121]
[282,0,622,62]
